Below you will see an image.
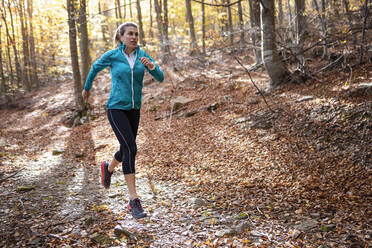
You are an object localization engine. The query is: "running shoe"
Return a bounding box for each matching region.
[127,198,147,219]
[101,162,113,189]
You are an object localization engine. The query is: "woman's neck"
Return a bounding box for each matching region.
[124,46,134,55]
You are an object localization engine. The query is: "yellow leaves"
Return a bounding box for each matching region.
[92,203,109,212]
[16,185,36,192]
[242,238,251,244]
[205,239,211,246]
[112,182,121,187]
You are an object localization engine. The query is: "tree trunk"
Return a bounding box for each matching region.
[0,2,13,91]
[0,22,6,96]
[18,0,32,91]
[149,0,153,38]
[260,0,291,88]
[163,0,171,62]
[67,0,84,112]
[278,0,283,27]
[286,0,294,40]
[154,0,166,62]
[5,0,23,89]
[129,0,133,18]
[79,0,91,87]
[136,0,145,46]
[249,0,262,64]
[359,0,370,64]
[313,0,328,59]
[237,0,245,48]
[202,0,206,54]
[185,0,198,54]
[226,0,234,46]
[294,0,306,67]
[27,0,39,88]
[6,31,14,92]
[343,0,357,46]
[116,0,122,19]
[99,1,110,50]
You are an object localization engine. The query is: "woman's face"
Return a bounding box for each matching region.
[120,26,139,50]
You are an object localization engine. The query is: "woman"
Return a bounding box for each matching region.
[82,22,164,219]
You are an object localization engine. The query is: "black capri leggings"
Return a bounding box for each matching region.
[107,109,140,175]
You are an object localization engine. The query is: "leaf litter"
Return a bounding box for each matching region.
[0,52,371,247]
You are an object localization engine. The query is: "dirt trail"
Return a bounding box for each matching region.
[1,56,371,247]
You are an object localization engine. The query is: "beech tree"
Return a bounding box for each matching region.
[185,0,198,54]
[67,0,84,111]
[136,0,145,46]
[79,0,91,86]
[294,0,306,67]
[249,0,262,65]
[260,0,291,88]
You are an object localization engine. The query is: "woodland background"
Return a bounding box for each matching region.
[0,0,371,247]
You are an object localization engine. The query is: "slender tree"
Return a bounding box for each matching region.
[260,0,291,88]
[4,0,23,89]
[5,25,14,90]
[116,0,122,19]
[18,0,32,91]
[0,21,5,96]
[67,0,84,111]
[343,0,357,46]
[313,0,328,59]
[202,0,206,54]
[294,0,306,67]
[149,0,153,38]
[99,1,110,49]
[278,0,283,27]
[162,0,171,61]
[249,0,262,64]
[226,0,234,46]
[129,0,133,18]
[359,0,370,64]
[185,0,198,54]
[79,0,91,86]
[27,0,39,88]
[237,0,244,48]
[136,0,145,45]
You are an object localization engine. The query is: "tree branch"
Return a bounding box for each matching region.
[191,0,242,7]
[232,55,274,113]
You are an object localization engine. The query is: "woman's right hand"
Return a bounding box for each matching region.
[82,89,90,103]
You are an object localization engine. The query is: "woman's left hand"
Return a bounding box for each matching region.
[140,57,155,70]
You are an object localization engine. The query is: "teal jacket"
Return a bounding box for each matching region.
[84,43,164,110]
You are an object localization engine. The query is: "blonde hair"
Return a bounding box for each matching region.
[113,22,138,47]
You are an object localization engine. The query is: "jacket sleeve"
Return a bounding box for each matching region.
[143,52,164,83]
[84,51,112,91]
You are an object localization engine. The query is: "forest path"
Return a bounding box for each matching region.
[1,55,371,247]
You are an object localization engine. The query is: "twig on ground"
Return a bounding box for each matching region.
[18,197,25,210]
[0,169,23,183]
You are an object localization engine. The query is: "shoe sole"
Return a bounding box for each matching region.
[101,162,109,189]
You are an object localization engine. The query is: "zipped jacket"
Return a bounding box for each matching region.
[84,43,164,110]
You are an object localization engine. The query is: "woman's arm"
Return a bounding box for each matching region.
[84,51,112,92]
[142,52,164,82]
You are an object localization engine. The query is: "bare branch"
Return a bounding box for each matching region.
[232,55,274,113]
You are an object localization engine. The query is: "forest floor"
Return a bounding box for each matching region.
[0,49,371,248]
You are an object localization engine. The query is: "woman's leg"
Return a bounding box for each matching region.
[107,109,141,199]
[124,173,138,199]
